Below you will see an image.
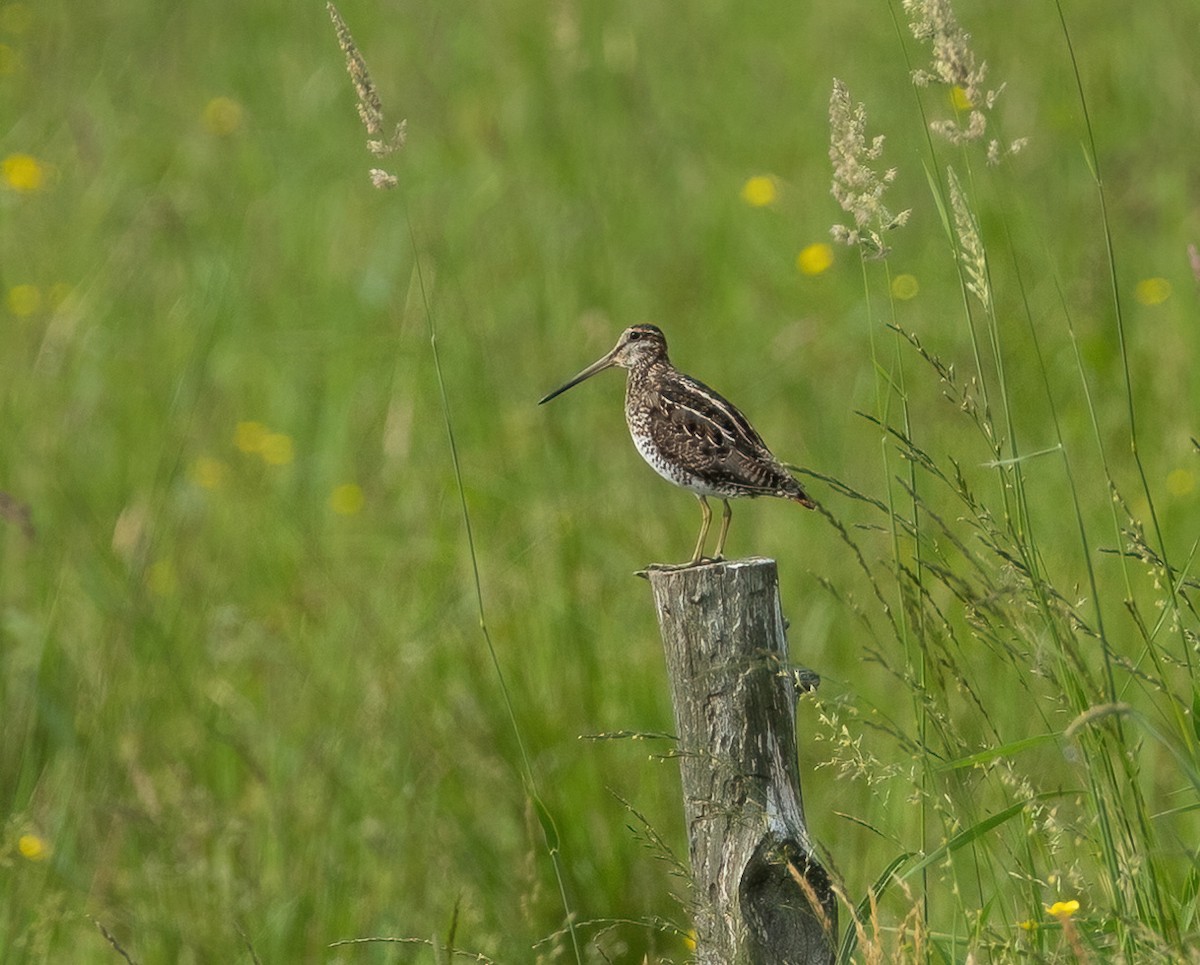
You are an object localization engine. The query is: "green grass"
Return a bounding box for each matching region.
[2,0,1198,961]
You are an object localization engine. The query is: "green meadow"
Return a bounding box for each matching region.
[3,0,1198,960]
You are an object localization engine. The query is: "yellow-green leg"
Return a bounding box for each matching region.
[689,494,713,565]
[712,498,733,560]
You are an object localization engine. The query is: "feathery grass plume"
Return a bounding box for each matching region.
[327,2,406,187]
[946,167,991,313]
[901,0,1026,162]
[828,79,910,259]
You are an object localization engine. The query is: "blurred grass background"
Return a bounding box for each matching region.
[2,0,1198,961]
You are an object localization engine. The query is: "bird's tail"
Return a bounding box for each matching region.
[785,477,816,509]
[778,463,817,509]
[793,490,817,510]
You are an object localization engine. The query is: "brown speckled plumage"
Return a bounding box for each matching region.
[540,324,815,566]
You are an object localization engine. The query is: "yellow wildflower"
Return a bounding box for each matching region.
[1134,277,1171,305]
[950,85,972,111]
[741,175,778,208]
[891,273,919,300]
[260,432,294,466]
[1046,899,1080,919]
[796,243,834,276]
[2,153,45,192]
[330,483,365,515]
[202,96,244,137]
[7,283,40,316]
[234,421,269,454]
[1167,468,1194,497]
[18,833,49,861]
[235,422,294,466]
[188,456,228,490]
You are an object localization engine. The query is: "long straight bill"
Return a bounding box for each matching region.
[538,351,618,404]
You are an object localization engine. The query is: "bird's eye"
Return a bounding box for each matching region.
[628,330,642,341]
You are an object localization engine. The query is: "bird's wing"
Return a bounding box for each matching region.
[651,374,799,495]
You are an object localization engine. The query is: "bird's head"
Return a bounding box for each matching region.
[539,324,669,404]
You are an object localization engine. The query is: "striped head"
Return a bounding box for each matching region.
[539,324,669,404]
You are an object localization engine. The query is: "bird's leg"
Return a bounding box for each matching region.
[712,498,733,560]
[642,495,716,572]
[689,494,712,565]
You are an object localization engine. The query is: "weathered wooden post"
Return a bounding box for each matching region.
[645,557,836,964]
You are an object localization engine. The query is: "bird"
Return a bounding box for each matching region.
[539,324,815,567]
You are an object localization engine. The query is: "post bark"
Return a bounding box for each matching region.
[645,557,835,965]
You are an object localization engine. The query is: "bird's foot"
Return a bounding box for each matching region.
[638,555,724,575]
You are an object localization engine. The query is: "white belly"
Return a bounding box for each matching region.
[629,420,725,497]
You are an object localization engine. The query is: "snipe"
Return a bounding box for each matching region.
[539,324,815,567]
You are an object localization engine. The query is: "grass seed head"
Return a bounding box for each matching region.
[828,79,910,259]
[327,2,405,187]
